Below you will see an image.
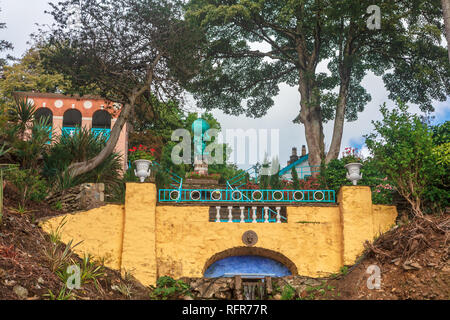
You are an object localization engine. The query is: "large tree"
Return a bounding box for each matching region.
[185,0,450,168]
[0,7,13,68]
[40,0,204,177]
[443,0,450,61]
[0,49,72,109]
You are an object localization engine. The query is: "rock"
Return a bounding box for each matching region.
[37,277,45,284]
[13,285,28,299]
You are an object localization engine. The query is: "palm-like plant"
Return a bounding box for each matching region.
[43,127,122,192]
[9,97,36,140]
[13,116,52,170]
[0,144,11,158]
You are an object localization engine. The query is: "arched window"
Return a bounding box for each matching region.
[92,110,111,129]
[63,109,82,127]
[35,108,53,126]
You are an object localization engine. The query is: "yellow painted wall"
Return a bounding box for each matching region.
[156,205,342,280]
[337,186,397,265]
[40,183,397,286]
[121,183,158,285]
[40,204,124,269]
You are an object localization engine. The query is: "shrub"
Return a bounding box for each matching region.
[149,276,192,300]
[43,127,122,192]
[281,284,296,300]
[291,167,300,189]
[365,102,447,216]
[320,155,394,205]
[5,168,48,206]
[128,145,156,162]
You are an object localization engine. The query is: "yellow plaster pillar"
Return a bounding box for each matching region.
[121,183,158,286]
[338,186,374,265]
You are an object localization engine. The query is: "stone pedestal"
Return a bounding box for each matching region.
[193,157,208,176]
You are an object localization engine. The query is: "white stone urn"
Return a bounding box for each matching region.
[134,159,152,183]
[345,162,363,185]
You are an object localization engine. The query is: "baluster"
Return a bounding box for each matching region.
[239,206,245,223]
[215,206,221,222]
[264,207,269,223]
[228,206,233,222]
[252,206,257,223]
[276,207,281,223]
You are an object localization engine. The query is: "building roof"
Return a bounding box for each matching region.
[278,154,309,176]
[13,91,106,101]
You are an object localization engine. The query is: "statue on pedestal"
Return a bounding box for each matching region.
[192,117,210,176]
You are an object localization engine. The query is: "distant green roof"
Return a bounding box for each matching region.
[278,154,309,176]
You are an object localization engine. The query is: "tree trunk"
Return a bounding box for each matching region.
[297,74,324,172]
[67,101,133,177]
[325,69,351,163]
[442,0,450,61]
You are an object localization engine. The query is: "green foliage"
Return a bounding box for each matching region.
[43,239,81,272]
[431,121,450,166]
[8,97,36,137]
[149,276,192,300]
[2,98,52,171]
[44,286,74,300]
[0,10,13,68]
[280,284,296,300]
[5,168,48,206]
[0,49,71,110]
[365,101,448,215]
[339,266,349,276]
[41,0,203,112]
[433,142,450,166]
[291,167,300,190]
[153,111,236,187]
[186,0,449,166]
[320,152,394,205]
[128,145,156,162]
[48,217,67,244]
[43,127,122,192]
[56,254,104,289]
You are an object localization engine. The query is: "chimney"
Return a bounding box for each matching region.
[301,145,306,156]
[288,147,299,165]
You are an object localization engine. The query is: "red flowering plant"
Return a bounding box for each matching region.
[244,181,260,190]
[128,145,156,162]
[341,147,363,164]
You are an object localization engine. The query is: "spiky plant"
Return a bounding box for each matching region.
[43,127,122,192]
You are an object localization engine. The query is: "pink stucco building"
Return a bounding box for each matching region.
[14,92,128,171]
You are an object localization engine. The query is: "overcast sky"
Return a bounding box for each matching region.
[1,0,449,169]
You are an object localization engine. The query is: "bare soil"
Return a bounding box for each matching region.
[308,214,450,300]
[0,190,151,300]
